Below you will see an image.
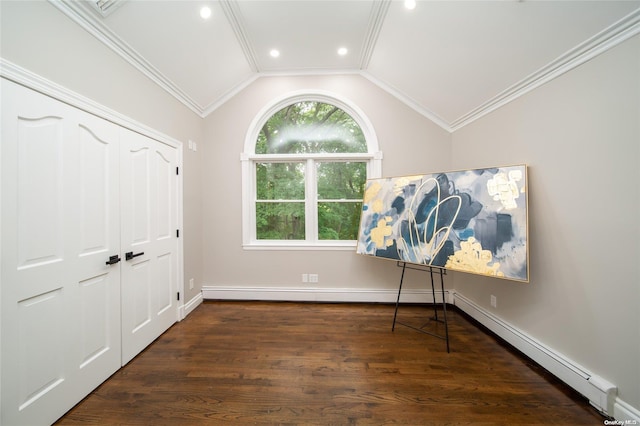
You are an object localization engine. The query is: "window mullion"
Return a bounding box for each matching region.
[248,159,257,243]
[306,158,317,242]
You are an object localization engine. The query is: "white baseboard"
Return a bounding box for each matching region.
[201,284,451,304]
[180,291,204,320]
[613,397,640,423]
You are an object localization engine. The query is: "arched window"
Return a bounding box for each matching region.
[242,91,382,249]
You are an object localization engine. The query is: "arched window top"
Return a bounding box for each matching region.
[244,90,379,156]
[256,101,367,154]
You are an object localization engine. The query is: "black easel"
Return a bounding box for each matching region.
[392,261,450,353]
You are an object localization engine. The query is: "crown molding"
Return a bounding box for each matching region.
[48,0,206,117]
[200,73,261,117]
[260,69,362,78]
[360,71,453,133]
[219,0,259,72]
[449,7,640,132]
[360,0,392,70]
[200,70,363,116]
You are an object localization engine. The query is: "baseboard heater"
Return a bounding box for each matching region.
[450,291,617,417]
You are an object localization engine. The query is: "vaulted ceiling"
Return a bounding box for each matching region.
[54,0,640,131]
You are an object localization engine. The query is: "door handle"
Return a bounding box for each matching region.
[125,251,144,261]
[106,255,121,265]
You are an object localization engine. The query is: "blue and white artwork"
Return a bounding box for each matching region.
[356,165,529,282]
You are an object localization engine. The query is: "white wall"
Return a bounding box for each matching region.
[0,0,204,304]
[451,34,640,413]
[201,74,452,297]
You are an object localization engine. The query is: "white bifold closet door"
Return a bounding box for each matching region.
[1,79,179,425]
[119,127,179,365]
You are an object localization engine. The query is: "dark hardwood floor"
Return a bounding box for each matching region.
[56,301,605,425]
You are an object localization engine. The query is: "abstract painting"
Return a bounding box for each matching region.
[356,165,528,282]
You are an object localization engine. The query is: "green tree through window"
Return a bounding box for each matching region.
[255,101,368,241]
[256,101,368,155]
[317,162,366,240]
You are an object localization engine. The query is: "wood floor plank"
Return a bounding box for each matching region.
[55,301,605,425]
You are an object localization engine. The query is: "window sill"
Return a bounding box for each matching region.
[243,241,356,251]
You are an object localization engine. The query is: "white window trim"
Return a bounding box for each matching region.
[241,90,383,250]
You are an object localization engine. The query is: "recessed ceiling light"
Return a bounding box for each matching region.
[404,0,416,10]
[337,47,348,56]
[200,6,212,19]
[270,49,280,58]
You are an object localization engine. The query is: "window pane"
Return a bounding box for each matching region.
[256,162,305,200]
[256,101,367,154]
[256,202,305,240]
[318,202,363,240]
[317,162,366,200]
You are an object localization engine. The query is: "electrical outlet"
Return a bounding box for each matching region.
[302,274,309,283]
[490,295,497,308]
[189,278,194,290]
[309,274,318,283]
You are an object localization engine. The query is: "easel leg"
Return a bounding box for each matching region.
[430,267,438,322]
[439,268,450,353]
[392,262,407,331]
[392,263,451,353]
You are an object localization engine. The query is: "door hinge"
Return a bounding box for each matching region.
[177,292,180,301]
[176,166,179,175]
[176,229,180,238]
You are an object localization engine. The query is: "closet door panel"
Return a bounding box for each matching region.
[78,124,112,256]
[120,129,178,365]
[71,111,122,395]
[16,288,66,415]
[2,81,78,425]
[155,252,173,314]
[78,273,114,367]
[16,116,65,273]
[152,142,178,325]
[130,258,153,332]
[154,148,176,316]
[130,147,151,246]
[1,80,121,425]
